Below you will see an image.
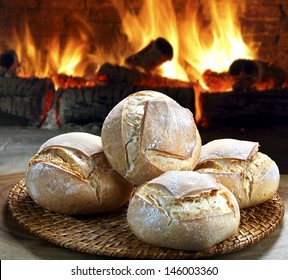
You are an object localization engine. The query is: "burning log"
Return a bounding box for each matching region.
[201,69,233,92]
[0,49,20,77]
[0,77,55,126]
[180,59,202,83]
[125,37,173,72]
[229,59,286,92]
[44,84,195,128]
[52,74,97,89]
[197,87,288,128]
[96,63,145,84]
[96,62,192,88]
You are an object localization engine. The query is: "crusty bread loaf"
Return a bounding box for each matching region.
[101,90,202,185]
[25,132,134,215]
[127,170,240,251]
[195,138,280,209]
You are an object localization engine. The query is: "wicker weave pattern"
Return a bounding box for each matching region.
[8,179,285,259]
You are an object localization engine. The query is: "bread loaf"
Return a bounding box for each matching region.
[101,90,202,185]
[25,132,134,215]
[195,138,280,208]
[127,170,240,251]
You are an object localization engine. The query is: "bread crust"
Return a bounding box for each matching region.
[25,132,134,215]
[39,131,103,156]
[195,138,280,208]
[127,171,240,251]
[101,90,202,185]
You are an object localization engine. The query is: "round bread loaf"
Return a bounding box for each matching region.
[195,138,280,209]
[127,170,240,251]
[101,90,202,185]
[25,132,134,215]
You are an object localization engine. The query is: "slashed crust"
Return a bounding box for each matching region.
[195,139,280,208]
[101,90,201,185]
[25,133,134,215]
[127,171,240,251]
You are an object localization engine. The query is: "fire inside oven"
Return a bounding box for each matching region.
[0,0,287,128]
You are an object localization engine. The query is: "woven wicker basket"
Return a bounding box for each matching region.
[8,179,285,259]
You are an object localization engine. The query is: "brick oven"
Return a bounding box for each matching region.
[0,0,288,128]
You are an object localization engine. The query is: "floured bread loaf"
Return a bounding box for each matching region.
[127,171,240,251]
[101,90,202,185]
[195,138,280,209]
[25,132,134,215]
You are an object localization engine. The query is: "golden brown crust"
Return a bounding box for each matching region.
[25,133,134,215]
[26,162,99,215]
[127,171,240,251]
[100,99,127,177]
[39,132,103,157]
[195,139,280,208]
[141,100,197,158]
[198,138,259,162]
[101,90,202,185]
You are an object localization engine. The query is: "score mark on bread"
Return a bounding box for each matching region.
[101,90,202,185]
[127,171,240,251]
[195,138,280,208]
[25,132,134,215]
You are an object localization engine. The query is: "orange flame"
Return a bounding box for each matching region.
[1,1,257,85]
[180,0,256,83]
[112,0,188,81]
[3,21,95,89]
[0,0,258,121]
[113,0,257,85]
